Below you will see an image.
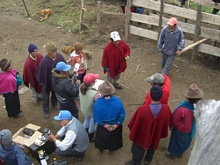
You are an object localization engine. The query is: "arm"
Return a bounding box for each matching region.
[16,146,31,165]
[177,29,185,51]
[163,74,170,90]
[157,28,165,52]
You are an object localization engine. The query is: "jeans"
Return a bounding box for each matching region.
[106,73,121,84]
[83,116,96,133]
[30,86,42,101]
[161,53,175,75]
[131,143,155,165]
[56,146,85,156]
[42,85,57,114]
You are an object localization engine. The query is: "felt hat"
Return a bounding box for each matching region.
[28,43,38,53]
[83,73,99,85]
[74,42,83,53]
[56,62,71,71]
[150,85,163,101]
[0,59,11,71]
[98,80,115,95]
[167,17,178,26]
[45,42,57,52]
[110,31,121,41]
[184,84,204,99]
[54,110,72,120]
[0,129,12,146]
[146,73,165,84]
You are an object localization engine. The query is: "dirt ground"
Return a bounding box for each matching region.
[0,0,220,165]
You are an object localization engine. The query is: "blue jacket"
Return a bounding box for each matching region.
[158,25,185,56]
[0,144,32,165]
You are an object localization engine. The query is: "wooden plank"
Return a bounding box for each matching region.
[129,25,158,40]
[132,0,220,26]
[131,13,220,41]
[129,26,220,57]
[191,0,220,9]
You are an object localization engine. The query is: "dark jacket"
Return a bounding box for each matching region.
[52,68,79,103]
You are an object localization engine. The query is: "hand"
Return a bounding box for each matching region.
[175,50,181,56]
[125,56,129,60]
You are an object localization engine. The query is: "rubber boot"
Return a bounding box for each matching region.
[88,133,95,142]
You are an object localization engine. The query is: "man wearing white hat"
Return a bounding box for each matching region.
[102,31,131,89]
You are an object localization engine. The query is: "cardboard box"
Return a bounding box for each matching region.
[12,123,42,153]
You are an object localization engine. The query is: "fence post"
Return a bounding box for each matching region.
[157,0,164,43]
[79,0,85,31]
[191,4,202,63]
[125,0,132,42]
[97,1,101,23]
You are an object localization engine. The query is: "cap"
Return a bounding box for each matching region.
[110,31,121,41]
[54,110,72,120]
[150,85,163,101]
[146,73,164,84]
[56,62,71,71]
[83,73,99,85]
[167,17,177,26]
[45,42,57,52]
[0,129,12,146]
[28,43,38,53]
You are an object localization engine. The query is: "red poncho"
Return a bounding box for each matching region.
[144,75,170,105]
[23,54,43,93]
[102,40,130,79]
[128,104,172,149]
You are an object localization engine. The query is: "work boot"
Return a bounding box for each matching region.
[44,113,50,119]
[113,83,123,89]
[88,133,95,142]
[125,160,134,165]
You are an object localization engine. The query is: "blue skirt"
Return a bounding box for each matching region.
[167,128,192,156]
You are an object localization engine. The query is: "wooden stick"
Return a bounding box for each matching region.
[135,64,140,73]
[180,38,209,55]
[79,0,85,31]
[22,0,30,17]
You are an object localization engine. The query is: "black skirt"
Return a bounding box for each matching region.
[95,125,123,151]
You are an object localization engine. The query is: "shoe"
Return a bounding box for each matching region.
[166,151,177,159]
[113,83,123,89]
[32,100,38,106]
[52,104,59,110]
[44,113,50,119]
[74,154,84,161]
[145,161,151,165]
[125,160,134,165]
[14,111,23,118]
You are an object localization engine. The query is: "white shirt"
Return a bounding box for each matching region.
[55,119,76,151]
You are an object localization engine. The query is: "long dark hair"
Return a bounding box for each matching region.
[80,83,89,95]
[187,98,202,104]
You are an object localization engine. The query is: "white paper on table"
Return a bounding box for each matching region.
[92,79,105,91]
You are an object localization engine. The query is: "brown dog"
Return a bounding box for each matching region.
[62,45,75,56]
[40,9,52,21]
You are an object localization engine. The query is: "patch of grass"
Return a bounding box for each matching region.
[190,2,220,15]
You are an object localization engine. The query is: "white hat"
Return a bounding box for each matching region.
[110,31,121,41]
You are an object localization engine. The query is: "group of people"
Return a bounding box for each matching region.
[0,23,205,165]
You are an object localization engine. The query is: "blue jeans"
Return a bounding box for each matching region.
[161,53,175,75]
[83,116,96,133]
[42,85,57,114]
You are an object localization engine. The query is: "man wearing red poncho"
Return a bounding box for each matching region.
[102,31,130,89]
[126,86,172,165]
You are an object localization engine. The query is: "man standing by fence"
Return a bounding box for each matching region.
[158,17,185,75]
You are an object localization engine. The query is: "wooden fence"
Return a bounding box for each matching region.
[124,0,220,62]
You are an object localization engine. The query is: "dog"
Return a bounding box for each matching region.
[62,45,93,67]
[40,9,52,22]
